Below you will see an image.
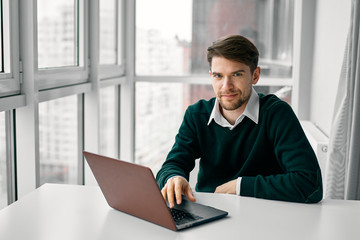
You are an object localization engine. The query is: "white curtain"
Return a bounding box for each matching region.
[325,0,360,200]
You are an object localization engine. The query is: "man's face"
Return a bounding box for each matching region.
[210,56,260,114]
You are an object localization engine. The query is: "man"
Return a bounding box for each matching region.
[156,35,323,208]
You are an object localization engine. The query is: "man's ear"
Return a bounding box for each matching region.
[252,67,261,85]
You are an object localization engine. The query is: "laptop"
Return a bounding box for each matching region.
[83,151,228,231]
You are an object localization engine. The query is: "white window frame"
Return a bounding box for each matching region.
[292,0,316,120]
[35,0,89,91]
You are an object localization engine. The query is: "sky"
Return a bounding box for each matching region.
[136,0,193,41]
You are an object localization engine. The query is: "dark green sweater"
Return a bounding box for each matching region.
[156,94,323,203]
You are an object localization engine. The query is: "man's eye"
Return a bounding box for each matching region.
[233,72,242,77]
[213,74,222,78]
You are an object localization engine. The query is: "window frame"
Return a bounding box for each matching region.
[35,0,89,91]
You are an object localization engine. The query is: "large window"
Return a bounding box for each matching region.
[135,0,295,172]
[39,95,80,185]
[0,0,310,205]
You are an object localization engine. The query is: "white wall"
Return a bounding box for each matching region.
[310,0,351,136]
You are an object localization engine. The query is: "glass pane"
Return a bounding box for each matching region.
[100,0,117,64]
[0,112,7,209]
[39,95,79,185]
[99,86,118,158]
[136,0,294,78]
[136,0,192,76]
[37,0,78,68]
[257,0,294,77]
[274,0,294,63]
[135,83,292,173]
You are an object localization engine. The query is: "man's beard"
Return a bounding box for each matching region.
[218,91,249,111]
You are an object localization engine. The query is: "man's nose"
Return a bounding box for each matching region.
[221,76,233,90]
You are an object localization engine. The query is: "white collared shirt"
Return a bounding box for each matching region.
[207,87,260,195]
[207,87,259,129]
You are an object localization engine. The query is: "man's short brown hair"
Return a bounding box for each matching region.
[207,35,259,73]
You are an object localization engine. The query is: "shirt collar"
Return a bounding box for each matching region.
[208,87,259,129]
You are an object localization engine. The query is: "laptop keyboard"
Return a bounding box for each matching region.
[169,208,203,225]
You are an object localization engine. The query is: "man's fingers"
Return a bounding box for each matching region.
[185,185,196,202]
[174,180,183,205]
[166,180,175,208]
[161,176,196,208]
[161,185,167,201]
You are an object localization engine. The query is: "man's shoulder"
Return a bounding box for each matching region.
[258,93,291,111]
[258,93,298,126]
[187,97,216,114]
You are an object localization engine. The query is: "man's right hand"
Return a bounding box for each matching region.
[161,176,196,208]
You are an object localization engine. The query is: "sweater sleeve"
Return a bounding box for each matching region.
[240,100,323,203]
[156,107,200,189]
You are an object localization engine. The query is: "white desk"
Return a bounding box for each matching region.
[0,184,359,240]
